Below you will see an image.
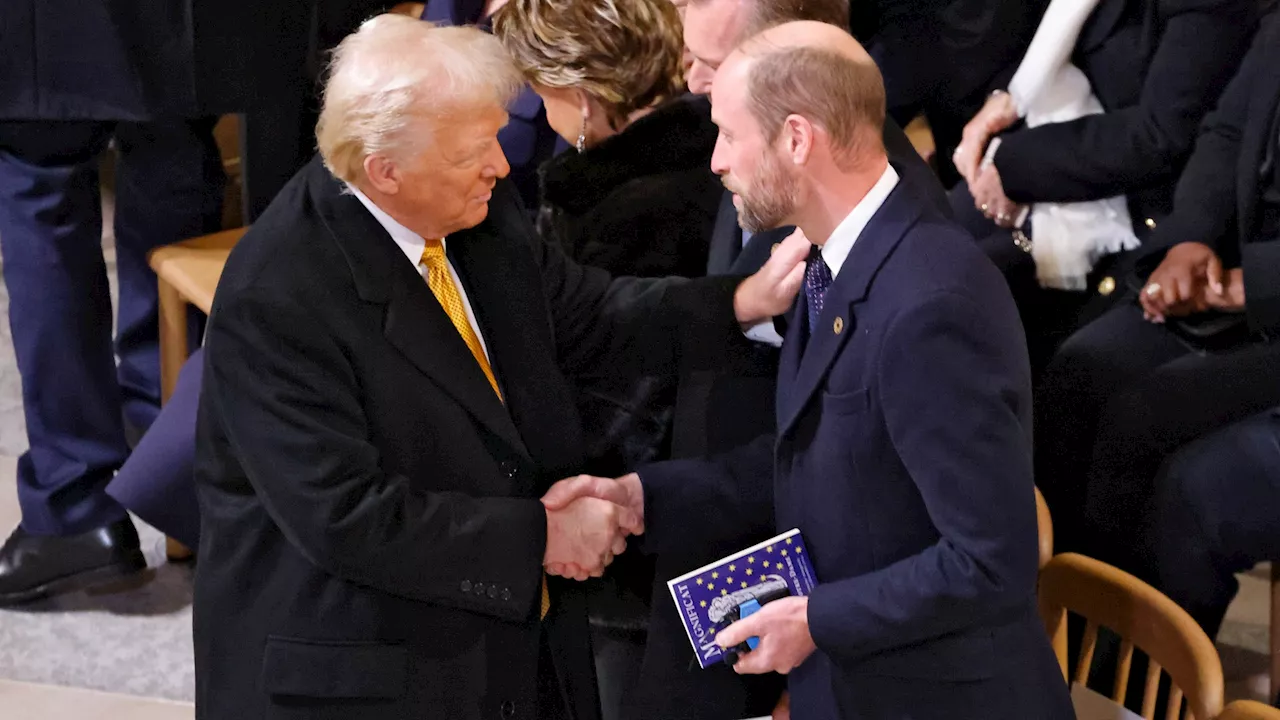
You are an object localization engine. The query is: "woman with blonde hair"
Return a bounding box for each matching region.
[495,2,723,718]
[494,0,721,279]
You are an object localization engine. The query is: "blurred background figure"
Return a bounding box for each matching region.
[949,0,1259,373]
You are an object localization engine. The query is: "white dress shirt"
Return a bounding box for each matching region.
[346,184,493,363]
[744,163,900,346]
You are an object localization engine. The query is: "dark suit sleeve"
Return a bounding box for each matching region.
[1136,38,1255,261]
[993,0,1257,204]
[807,292,1039,662]
[1244,240,1280,334]
[634,435,777,554]
[204,291,547,622]
[517,196,741,378]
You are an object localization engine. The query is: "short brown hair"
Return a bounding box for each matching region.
[745,0,849,35]
[745,46,885,166]
[493,0,685,128]
[685,0,850,41]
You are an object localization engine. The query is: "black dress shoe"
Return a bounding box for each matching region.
[0,519,147,605]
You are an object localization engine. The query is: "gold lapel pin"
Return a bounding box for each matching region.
[833,317,844,335]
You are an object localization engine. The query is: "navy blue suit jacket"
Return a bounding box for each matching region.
[640,180,1073,719]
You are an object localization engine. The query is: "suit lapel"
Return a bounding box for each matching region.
[776,183,923,436]
[1237,59,1280,245]
[706,191,743,275]
[309,160,528,455]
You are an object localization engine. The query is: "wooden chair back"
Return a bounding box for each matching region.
[1219,701,1280,720]
[1039,553,1224,720]
[1035,487,1053,570]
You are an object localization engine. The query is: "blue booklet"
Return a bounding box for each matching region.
[666,528,819,668]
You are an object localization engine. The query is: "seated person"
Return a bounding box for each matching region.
[949,0,1259,370]
[1152,407,1280,710]
[849,0,1049,185]
[495,0,721,280]
[1034,9,1280,569]
[106,349,204,550]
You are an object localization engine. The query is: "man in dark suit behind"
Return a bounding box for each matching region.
[548,22,1074,719]
[193,17,806,720]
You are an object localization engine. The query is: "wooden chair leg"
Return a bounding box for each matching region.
[1270,562,1279,702]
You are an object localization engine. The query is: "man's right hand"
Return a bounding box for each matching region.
[1140,241,1223,322]
[543,475,642,581]
[733,231,809,325]
[542,474,645,580]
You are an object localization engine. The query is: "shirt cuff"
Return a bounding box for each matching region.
[743,320,784,347]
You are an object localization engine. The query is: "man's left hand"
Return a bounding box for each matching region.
[971,164,1024,229]
[733,230,809,325]
[716,596,816,675]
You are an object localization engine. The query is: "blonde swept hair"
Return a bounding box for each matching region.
[315,15,523,183]
[492,0,685,128]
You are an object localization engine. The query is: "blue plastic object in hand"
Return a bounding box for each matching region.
[739,598,762,650]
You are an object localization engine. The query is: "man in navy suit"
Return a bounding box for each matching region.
[546,21,1073,719]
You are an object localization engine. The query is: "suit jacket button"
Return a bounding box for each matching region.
[501,700,516,718]
[1144,217,1157,229]
[474,582,486,596]
[833,317,844,334]
[1098,276,1116,296]
[487,585,499,599]
[460,580,472,593]
[501,588,512,602]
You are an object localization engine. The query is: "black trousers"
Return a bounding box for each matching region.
[1035,303,1280,577]
[1153,408,1280,643]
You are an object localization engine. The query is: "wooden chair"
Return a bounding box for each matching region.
[1219,700,1280,720]
[149,226,247,559]
[1039,552,1225,720]
[1035,487,1053,570]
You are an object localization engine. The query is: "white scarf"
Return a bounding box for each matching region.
[1004,0,1140,290]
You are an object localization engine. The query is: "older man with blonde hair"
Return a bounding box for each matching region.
[192,15,805,720]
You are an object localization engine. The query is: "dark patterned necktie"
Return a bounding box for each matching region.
[804,245,833,336]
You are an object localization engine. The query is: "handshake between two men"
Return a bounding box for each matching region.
[541,473,645,581]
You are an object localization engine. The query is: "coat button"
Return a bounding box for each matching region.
[1098,276,1116,296]
[1144,217,1157,229]
[474,582,486,596]
[487,585,499,599]
[501,700,516,718]
[501,588,512,602]
[460,580,472,593]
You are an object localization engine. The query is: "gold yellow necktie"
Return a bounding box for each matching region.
[419,240,550,619]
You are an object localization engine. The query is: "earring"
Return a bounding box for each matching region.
[576,114,587,153]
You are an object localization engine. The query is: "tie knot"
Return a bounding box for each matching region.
[420,238,445,267]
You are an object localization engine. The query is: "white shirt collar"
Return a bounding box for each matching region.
[345,183,439,268]
[820,163,899,278]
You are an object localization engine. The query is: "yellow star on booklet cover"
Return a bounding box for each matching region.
[666,529,819,668]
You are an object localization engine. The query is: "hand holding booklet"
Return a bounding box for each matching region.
[666,528,819,668]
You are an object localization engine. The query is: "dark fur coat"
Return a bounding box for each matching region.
[537,93,723,279]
